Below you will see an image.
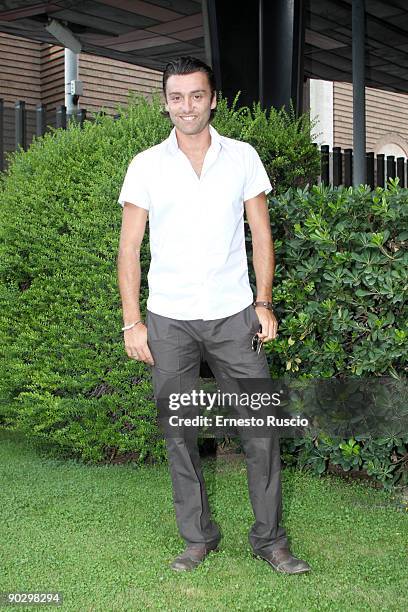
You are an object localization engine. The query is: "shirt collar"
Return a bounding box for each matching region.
[166,124,222,155]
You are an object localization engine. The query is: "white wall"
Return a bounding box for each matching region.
[309,78,334,148]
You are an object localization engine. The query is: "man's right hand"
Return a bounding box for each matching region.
[124,324,154,366]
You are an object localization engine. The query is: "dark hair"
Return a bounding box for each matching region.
[162,56,217,120]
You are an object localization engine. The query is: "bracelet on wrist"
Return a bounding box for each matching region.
[122,320,143,331]
[253,301,274,311]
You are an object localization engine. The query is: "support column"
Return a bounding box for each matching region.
[201,0,212,68]
[207,0,304,113]
[352,0,366,186]
[260,0,305,113]
[65,48,79,119]
[310,79,334,148]
[207,0,258,108]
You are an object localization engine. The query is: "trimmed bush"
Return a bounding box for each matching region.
[257,181,407,378]
[0,94,319,464]
[213,95,320,193]
[247,181,407,489]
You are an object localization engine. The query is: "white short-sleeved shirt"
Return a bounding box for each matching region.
[118,124,271,320]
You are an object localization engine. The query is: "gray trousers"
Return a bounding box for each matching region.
[146,304,288,555]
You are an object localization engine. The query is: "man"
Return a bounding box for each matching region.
[117,56,311,575]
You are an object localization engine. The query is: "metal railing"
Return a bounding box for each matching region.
[0,99,118,172]
[319,144,407,189]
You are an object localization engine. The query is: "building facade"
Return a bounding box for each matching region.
[2,28,408,170]
[307,77,408,159]
[0,31,162,167]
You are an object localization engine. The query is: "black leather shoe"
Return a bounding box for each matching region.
[170,541,220,572]
[253,547,311,574]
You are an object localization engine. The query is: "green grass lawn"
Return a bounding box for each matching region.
[1,429,407,612]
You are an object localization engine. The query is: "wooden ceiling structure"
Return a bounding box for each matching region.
[0,0,407,94]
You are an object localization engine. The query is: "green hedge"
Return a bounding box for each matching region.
[0,94,406,488]
[247,181,408,489]
[0,94,318,464]
[213,95,320,193]
[256,181,407,378]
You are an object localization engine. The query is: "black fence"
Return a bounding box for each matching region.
[318,144,407,189]
[0,99,117,172]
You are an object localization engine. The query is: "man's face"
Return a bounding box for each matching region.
[164,71,216,136]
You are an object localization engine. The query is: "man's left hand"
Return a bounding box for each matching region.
[254,307,278,342]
